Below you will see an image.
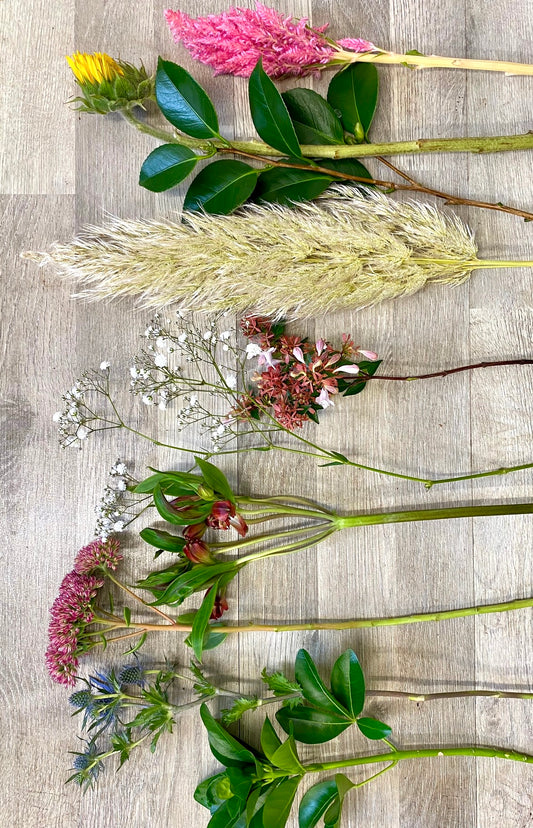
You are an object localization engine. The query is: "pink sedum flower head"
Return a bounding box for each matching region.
[74,537,123,574]
[46,571,105,686]
[166,3,338,78]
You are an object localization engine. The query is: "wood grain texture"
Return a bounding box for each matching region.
[1,0,532,826]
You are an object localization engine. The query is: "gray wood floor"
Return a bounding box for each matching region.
[1,0,532,825]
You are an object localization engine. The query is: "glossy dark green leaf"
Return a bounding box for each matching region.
[316,157,373,185]
[294,650,350,717]
[227,766,255,802]
[184,160,259,214]
[195,457,236,502]
[194,771,231,812]
[323,775,355,828]
[139,527,186,553]
[255,167,332,205]
[247,781,280,825]
[270,734,304,774]
[136,561,189,593]
[281,89,345,145]
[356,717,392,740]
[156,58,220,139]
[327,64,379,138]
[200,704,257,767]
[276,706,352,745]
[330,650,365,718]
[207,796,247,828]
[139,144,198,192]
[262,776,302,828]
[298,779,338,828]
[190,579,220,661]
[249,60,302,157]
[260,717,282,762]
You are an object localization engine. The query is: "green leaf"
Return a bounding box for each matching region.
[227,766,255,801]
[123,631,147,655]
[260,717,282,762]
[207,796,247,828]
[249,60,302,157]
[200,704,257,767]
[276,706,352,745]
[263,776,302,828]
[261,668,302,698]
[270,733,304,774]
[184,160,259,215]
[156,58,220,139]
[139,144,198,193]
[150,562,237,607]
[134,471,202,496]
[316,157,373,185]
[195,457,236,502]
[281,89,345,145]
[195,771,231,812]
[123,607,131,627]
[323,774,355,828]
[298,779,338,828]
[152,484,211,526]
[341,359,382,398]
[327,64,379,138]
[255,167,332,205]
[139,527,186,553]
[294,650,350,717]
[189,580,220,661]
[356,717,392,741]
[330,650,365,718]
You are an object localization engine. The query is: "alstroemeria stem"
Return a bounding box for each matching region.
[304,745,533,774]
[336,502,533,529]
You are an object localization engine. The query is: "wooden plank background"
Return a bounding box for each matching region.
[1,0,532,825]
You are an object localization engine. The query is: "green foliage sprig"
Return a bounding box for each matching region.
[121,58,533,222]
[65,647,533,798]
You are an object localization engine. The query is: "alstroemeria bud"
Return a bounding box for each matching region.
[183,523,207,540]
[66,52,154,114]
[184,539,212,564]
[207,587,229,620]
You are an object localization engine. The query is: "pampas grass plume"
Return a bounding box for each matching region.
[24,189,532,319]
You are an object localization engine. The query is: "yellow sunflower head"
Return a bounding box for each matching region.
[66,52,154,113]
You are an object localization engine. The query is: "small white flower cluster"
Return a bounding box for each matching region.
[53,377,92,447]
[94,460,132,540]
[129,350,181,411]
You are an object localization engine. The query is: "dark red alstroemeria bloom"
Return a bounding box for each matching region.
[183,522,207,540]
[206,499,235,529]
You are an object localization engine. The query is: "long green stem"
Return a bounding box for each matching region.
[120,110,533,221]
[121,112,533,158]
[336,502,533,529]
[305,745,533,774]
[93,595,533,635]
[336,48,533,76]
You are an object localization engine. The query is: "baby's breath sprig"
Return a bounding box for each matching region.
[53,312,533,489]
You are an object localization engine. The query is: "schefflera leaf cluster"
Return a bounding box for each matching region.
[197,649,391,828]
[139,57,376,212]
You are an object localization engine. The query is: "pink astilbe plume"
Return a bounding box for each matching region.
[45,571,105,686]
[165,3,374,79]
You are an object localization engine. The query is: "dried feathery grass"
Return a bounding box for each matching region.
[23,189,532,319]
